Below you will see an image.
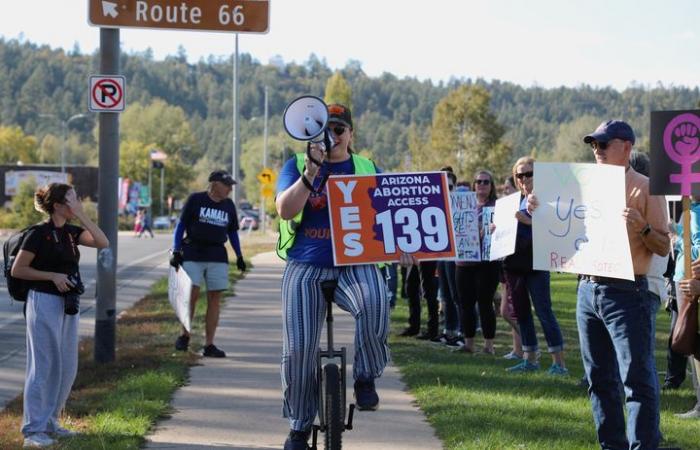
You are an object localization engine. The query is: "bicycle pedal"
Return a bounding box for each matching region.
[346,403,355,430]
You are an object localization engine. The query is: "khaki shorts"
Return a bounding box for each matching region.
[182,261,229,292]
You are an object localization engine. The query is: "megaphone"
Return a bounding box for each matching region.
[282,95,336,173]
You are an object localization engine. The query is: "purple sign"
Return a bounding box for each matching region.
[650,110,700,196]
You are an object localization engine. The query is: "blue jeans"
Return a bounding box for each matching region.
[381,263,398,308]
[577,277,660,450]
[507,270,564,353]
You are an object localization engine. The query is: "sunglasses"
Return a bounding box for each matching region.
[590,139,624,151]
[515,171,534,180]
[474,179,491,185]
[331,125,346,136]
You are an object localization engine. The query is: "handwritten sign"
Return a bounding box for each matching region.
[326,172,456,265]
[481,206,495,261]
[531,162,633,280]
[489,192,520,261]
[451,191,481,262]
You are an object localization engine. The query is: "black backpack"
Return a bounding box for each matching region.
[2,223,43,302]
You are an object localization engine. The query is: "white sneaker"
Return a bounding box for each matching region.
[23,432,55,448]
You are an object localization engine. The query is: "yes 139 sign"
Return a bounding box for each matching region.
[326,172,457,265]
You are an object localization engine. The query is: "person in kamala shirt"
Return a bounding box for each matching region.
[170,169,246,358]
[275,104,389,450]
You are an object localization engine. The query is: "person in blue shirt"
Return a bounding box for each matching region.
[275,104,389,450]
[170,170,246,358]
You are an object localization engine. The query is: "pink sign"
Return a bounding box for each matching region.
[664,113,700,195]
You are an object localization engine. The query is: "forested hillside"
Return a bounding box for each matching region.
[1,37,699,201]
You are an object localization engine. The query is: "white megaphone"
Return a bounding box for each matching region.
[282,95,335,149]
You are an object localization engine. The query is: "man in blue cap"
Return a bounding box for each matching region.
[578,120,671,449]
[170,169,247,357]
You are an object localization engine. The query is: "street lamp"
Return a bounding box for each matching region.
[39,113,87,172]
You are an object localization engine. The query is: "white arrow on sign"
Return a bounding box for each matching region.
[102,1,119,18]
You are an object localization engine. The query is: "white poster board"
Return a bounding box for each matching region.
[451,190,481,262]
[5,170,69,196]
[168,267,192,332]
[489,192,520,261]
[532,162,633,280]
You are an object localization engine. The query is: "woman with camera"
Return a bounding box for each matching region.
[11,183,108,448]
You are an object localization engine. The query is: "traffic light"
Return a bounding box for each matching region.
[152,161,164,169]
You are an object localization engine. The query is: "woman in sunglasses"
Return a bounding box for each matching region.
[455,169,500,353]
[275,104,389,450]
[502,157,568,374]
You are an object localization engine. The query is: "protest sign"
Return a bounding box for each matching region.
[650,109,700,196]
[531,162,633,280]
[451,190,481,262]
[481,206,495,261]
[489,192,520,261]
[168,267,192,332]
[326,171,456,265]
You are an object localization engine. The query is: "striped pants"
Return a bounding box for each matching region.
[281,261,390,431]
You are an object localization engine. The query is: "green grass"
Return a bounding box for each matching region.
[0,235,276,449]
[389,273,700,450]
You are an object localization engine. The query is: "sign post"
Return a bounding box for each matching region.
[94,28,120,364]
[87,0,269,363]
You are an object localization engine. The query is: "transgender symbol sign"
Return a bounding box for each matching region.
[650,110,700,196]
[665,113,700,195]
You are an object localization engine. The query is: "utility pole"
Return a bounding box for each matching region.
[261,86,268,232]
[95,28,119,363]
[231,33,241,204]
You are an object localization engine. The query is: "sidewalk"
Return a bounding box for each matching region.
[146,252,442,450]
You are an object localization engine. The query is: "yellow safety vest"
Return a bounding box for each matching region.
[276,153,377,260]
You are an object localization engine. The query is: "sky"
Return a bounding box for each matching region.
[1,0,698,91]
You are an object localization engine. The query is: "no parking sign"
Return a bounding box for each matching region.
[88,75,126,112]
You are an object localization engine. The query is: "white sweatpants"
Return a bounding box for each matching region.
[21,290,79,436]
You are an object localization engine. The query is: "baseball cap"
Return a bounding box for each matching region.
[583,120,636,145]
[328,104,353,129]
[208,170,236,186]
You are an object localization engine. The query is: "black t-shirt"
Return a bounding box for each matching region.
[20,221,84,296]
[179,191,239,263]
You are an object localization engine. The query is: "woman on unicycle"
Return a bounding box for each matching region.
[276,103,390,450]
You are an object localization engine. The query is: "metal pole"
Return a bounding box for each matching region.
[261,86,268,232]
[148,161,152,213]
[95,27,120,364]
[61,120,67,173]
[160,166,164,216]
[232,34,241,204]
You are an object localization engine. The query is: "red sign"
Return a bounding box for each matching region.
[89,75,126,112]
[326,172,456,266]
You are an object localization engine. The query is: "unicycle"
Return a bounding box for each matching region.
[310,279,355,450]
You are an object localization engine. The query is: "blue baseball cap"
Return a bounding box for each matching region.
[584,120,635,145]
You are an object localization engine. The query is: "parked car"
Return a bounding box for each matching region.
[239,209,259,230]
[153,216,171,230]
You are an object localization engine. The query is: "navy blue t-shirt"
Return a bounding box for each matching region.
[276,156,361,267]
[179,191,239,263]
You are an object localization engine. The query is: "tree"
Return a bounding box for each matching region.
[0,125,39,164]
[548,115,599,163]
[430,85,512,181]
[324,71,353,110]
[0,178,43,228]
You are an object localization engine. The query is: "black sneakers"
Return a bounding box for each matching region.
[202,344,226,358]
[354,377,379,411]
[283,429,311,450]
[175,334,189,351]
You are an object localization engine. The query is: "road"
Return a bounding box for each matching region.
[0,231,172,409]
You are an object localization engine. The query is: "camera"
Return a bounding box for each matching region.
[64,273,85,316]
